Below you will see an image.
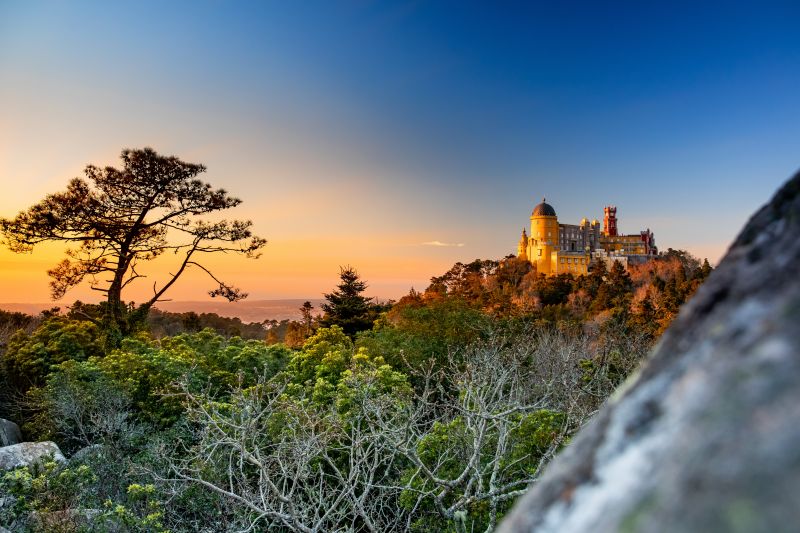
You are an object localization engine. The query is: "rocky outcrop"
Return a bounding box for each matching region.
[0,420,21,447]
[499,171,800,533]
[0,442,65,471]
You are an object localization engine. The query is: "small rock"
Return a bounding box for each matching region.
[0,442,66,471]
[69,444,104,464]
[0,495,14,508]
[0,420,22,447]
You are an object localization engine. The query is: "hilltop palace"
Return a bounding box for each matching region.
[517,198,657,276]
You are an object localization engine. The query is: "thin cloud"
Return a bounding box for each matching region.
[421,241,465,248]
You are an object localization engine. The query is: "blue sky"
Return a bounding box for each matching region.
[1,1,798,300]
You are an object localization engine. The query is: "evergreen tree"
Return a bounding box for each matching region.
[608,260,634,303]
[321,266,374,337]
[283,321,307,348]
[700,258,713,279]
[586,259,608,297]
[300,301,315,337]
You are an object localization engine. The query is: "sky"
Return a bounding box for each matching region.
[1,0,799,304]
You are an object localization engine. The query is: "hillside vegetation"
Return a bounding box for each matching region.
[0,252,710,532]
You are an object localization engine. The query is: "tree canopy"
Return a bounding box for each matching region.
[0,249,714,532]
[321,266,374,337]
[0,148,265,338]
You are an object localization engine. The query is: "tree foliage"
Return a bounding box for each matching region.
[1,316,104,396]
[0,148,266,339]
[90,330,291,426]
[0,248,716,532]
[321,266,375,337]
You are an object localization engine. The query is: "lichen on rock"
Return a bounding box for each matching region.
[0,442,66,472]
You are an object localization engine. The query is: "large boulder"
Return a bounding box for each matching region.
[499,171,800,532]
[0,420,21,447]
[0,442,65,471]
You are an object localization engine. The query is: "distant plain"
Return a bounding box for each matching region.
[0,299,328,323]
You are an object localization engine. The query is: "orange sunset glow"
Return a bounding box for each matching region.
[1,1,796,313]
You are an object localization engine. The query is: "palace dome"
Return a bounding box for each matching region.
[531,198,556,217]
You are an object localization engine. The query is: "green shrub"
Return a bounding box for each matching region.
[1,317,104,396]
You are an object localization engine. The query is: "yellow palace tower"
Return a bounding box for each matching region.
[521,198,592,276]
[530,198,560,275]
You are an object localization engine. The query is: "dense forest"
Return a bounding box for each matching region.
[0,250,710,532]
[0,149,713,531]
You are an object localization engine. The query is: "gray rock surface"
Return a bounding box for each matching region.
[0,420,21,447]
[0,442,66,471]
[69,443,104,464]
[498,171,800,533]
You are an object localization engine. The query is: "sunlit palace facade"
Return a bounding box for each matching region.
[517,199,657,276]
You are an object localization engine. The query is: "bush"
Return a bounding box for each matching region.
[1,317,104,396]
[91,329,291,426]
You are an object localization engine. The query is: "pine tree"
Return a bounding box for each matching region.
[700,258,713,279]
[299,301,315,338]
[0,147,265,342]
[321,266,374,337]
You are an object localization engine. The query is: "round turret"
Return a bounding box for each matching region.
[517,228,529,260]
[532,198,556,217]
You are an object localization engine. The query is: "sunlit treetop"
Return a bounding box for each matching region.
[0,147,266,337]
